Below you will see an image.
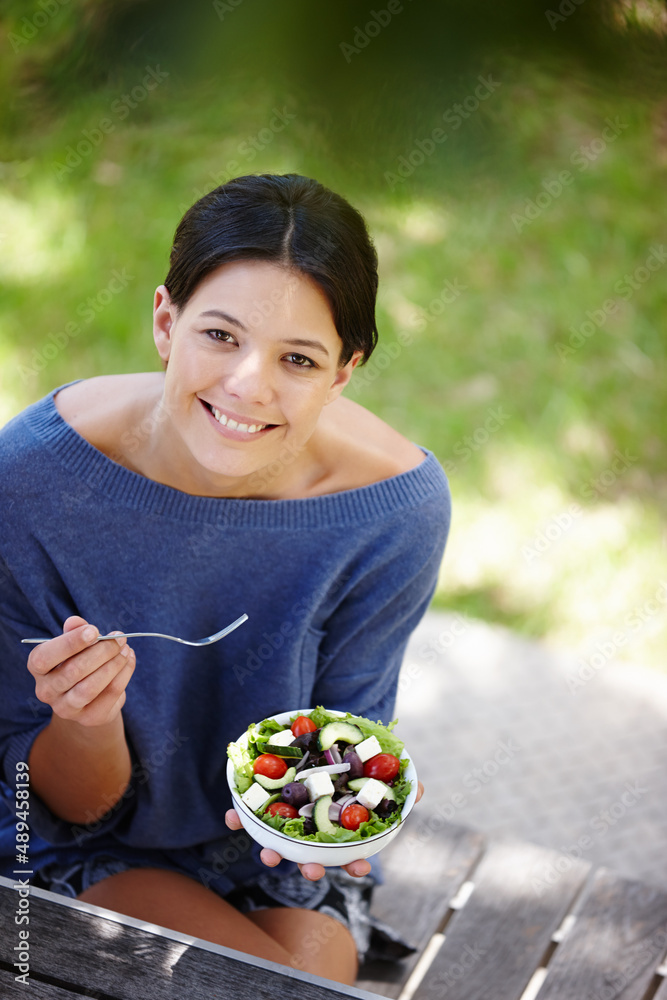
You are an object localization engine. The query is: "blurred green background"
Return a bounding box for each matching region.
[1,0,665,671]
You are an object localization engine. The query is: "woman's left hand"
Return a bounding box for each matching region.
[225,781,424,882]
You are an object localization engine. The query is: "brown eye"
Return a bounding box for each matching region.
[285,353,315,368]
[206,329,235,342]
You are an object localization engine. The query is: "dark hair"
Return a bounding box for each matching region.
[164,174,379,366]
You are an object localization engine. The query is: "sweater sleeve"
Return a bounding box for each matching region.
[0,556,138,846]
[310,487,451,725]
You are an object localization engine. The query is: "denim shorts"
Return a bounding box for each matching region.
[31,853,415,963]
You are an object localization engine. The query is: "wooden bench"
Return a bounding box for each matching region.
[357,818,667,999]
[0,873,376,1000]
[2,819,667,999]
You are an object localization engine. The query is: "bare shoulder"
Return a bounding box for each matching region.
[54,373,162,454]
[55,373,162,419]
[319,396,425,491]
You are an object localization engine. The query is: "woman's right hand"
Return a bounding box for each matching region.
[27,615,136,728]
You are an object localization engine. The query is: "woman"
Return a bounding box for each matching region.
[0,174,450,983]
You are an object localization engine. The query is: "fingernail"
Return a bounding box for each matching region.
[120,645,130,657]
[82,626,97,642]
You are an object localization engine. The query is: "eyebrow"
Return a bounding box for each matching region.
[280,338,330,358]
[199,309,248,331]
[199,310,330,358]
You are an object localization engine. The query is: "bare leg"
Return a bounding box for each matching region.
[78,868,292,966]
[78,868,358,983]
[248,907,358,984]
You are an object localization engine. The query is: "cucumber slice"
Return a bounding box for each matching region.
[313,794,337,834]
[259,793,282,813]
[257,741,303,758]
[254,766,297,790]
[347,777,395,801]
[318,721,363,751]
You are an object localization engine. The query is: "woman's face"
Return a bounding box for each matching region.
[152,259,361,495]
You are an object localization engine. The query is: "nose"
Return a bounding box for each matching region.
[221,346,274,408]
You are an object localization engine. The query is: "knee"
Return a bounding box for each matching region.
[289,910,357,977]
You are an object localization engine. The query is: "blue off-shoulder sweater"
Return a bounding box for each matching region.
[0,385,451,894]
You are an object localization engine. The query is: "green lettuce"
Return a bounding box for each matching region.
[305,706,347,729]
[228,706,411,840]
[256,718,285,738]
[227,717,293,793]
[391,757,412,803]
[227,738,254,793]
[300,705,405,757]
[347,713,404,758]
[263,809,403,844]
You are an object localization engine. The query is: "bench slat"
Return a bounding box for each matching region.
[413,839,591,1000]
[356,820,484,998]
[0,884,384,1000]
[651,973,667,999]
[535,867,667,1000]
[0,969,102,999]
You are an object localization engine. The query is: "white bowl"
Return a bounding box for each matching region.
[226,708,418,866]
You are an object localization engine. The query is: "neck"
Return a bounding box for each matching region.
[131,397,323,499]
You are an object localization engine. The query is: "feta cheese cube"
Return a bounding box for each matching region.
[355,735,383,763]
[304,771,335,801]
[267,729,295,747]
[241,781,271,813]
[356,777,388,811]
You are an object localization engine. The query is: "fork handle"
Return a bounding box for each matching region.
[22,633,153,644]
[96,633,160,641]
[22,633,168,644]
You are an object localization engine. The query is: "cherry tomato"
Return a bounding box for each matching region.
[253,754,287,779]
[341,803,370,830]
[291,715,317,737]
[266,802,299,819]
[363,753,401,782]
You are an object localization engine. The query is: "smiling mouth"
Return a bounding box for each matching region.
[200,399,278,435]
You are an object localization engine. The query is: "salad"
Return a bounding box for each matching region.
[227,706,413,844]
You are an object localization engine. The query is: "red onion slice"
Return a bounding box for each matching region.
[328,802,342,822]
[298,802,315,818]
[295,750,310,772]
[324,745,342,765]
[295,763,350,781]
[335,794,356,809]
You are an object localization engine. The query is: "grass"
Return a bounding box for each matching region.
[0,37,665,673]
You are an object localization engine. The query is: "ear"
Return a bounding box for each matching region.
[324,350,364,405]
[153,285,177,364]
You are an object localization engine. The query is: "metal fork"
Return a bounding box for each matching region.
[21,613,249,646]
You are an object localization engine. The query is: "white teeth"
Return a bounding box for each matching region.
[208,403,268,434]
